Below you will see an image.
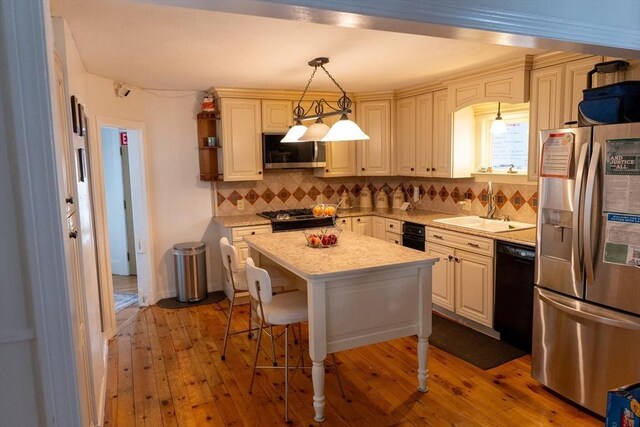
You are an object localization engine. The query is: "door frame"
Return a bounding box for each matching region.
[95,117,155,338]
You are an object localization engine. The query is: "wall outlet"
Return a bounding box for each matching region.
[237,199,245,210]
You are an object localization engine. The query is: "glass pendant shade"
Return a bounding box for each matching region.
[320,115,370,142]
[490,117,507,134]
[281,123,308,142]
[298,120,330,141]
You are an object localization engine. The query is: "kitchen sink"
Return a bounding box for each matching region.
[432,216,535,233]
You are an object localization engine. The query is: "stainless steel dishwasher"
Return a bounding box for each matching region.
[494,241,536,353]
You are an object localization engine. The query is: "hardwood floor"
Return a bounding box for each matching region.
[113,274,140,328]
[103,301,602,426]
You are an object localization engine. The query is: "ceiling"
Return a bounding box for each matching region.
[50,0,544,93]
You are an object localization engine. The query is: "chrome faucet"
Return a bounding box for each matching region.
[484,181,497,219]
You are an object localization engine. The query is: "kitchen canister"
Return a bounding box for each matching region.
[375,190,389,209]
[392,188,405,209]
[359,187,372,208]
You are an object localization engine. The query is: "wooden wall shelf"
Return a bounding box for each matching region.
[196,111,221,181]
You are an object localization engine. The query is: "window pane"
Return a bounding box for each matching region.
[491,122,528,169]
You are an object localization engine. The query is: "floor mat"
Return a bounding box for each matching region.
[156,291,226,309]
[114,292,138,313]
[429,314,526,370]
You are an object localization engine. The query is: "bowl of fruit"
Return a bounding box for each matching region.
[303,227,340,248]
[311,203,337,217]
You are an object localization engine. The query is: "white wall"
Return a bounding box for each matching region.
[142,91,218,298]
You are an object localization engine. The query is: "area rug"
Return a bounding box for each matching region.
[429,314,526,370]
[114,292,138,313]
[156,291,226,309]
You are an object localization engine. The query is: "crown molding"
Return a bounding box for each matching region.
[531,52,600,69]
[212,87,344,101]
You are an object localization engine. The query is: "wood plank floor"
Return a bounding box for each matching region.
[103,301,602,426]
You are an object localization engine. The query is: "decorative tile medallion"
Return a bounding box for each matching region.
[292,187,306,202]
[322,185,335,200]
[464,188,476,202]
[277,188,291,203]
[438,186,449,202]
[427,185,437,200]
[307,186,320,201]
[478,188,488,207]
[217,192,226,206]
[494,190,507,209]
[228,190,242,206]
[509,191,525,211]
[261,188,276,204]
[246,189,260,204]
[351,184,361,197]
[451,187,461,203]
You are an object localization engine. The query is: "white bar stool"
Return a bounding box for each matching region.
[219,237,293,362]
[245,257,344,423]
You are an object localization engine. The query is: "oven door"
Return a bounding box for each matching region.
[402,234,425,251]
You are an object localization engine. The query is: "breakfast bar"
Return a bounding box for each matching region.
[244,231,439,422]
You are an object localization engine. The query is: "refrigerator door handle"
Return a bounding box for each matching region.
[539,290,640,331]
[583,142,601,287]
[572,143,589,281]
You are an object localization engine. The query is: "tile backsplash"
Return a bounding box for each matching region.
[215,170,538,223]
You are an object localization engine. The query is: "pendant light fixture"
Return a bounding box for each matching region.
[490,102,507,135]
[281,57,369,143]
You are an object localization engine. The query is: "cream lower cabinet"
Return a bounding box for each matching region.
[352,216,372,236]
[372,216,386,240]
[427,228,494,328]
[223,224,272,269]
[335,216,353,232]
[218,98,263,181]
[385,218,402,244]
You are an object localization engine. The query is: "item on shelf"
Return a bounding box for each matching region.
[376,189,389,209]
[303,227,341,248]
[207,136,217,147]
[392,187,405,209]
[359,187,373,208]
[201,92,215,112]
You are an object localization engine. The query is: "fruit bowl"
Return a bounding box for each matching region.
[303,227,341,248]
[311,203,338,217]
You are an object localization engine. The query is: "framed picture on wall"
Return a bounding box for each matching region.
[78,104,85,137]
[70,95,79,134]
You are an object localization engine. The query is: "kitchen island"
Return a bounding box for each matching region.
[244,230,439,422]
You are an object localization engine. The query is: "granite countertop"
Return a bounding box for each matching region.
[244,231,439,280]
[213,208,536,247]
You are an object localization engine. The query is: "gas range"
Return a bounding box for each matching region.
[258,208,335,232]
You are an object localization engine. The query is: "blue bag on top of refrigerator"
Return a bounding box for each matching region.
[606,382,640,427]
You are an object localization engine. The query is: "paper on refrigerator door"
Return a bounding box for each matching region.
[540,132,574,178]
[603,213,640,267]
[604,139,640,215]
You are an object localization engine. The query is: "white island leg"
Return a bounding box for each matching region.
[417,337,429,392]
[308,280,327,422]
[312,360,325,421]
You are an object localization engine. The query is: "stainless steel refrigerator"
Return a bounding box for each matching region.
[533,122,640,416]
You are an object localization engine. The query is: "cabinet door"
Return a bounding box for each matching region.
[385,232,402,245]
[455,249,494,327]
[415,93,434,177]
[372,216,386,240]
[563,57,602,125]
[335,216,352,232]
[431,90,452,178]
[220,98,263,181]
[395,97,416,175]
[352,216,372,236]
[527,65,563,181]
[357,100,391,176]
[261,100,292,132]
[429,242,455,312]
[319,141,357,177]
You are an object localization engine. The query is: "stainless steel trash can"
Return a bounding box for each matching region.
[173,242,207,302]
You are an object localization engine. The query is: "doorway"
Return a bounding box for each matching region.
[101,126,138,316]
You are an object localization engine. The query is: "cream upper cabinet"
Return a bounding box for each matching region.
[261,100,292,133]
[314,113,357,177]
[219,98,263,181]
[357,99,392,176]
[396,93,434,177]
[527,56,602,180]
[395,97,416,175]
[432,90,453,178]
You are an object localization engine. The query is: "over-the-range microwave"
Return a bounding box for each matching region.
[263,133,326,169]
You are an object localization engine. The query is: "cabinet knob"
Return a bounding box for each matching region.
[395,240,398,244]
[433,234,443,239]
[432,168,436,172]
[251,231,256,235]
[448,255,453,261]
[467,242,480,248]
[65,196,74,204]
[325,169,329,172]
[69,230,78,239]
[455,257,461,263]
[258,171,263,175]
[361,167,365,171]
[410,168,414,171]
[357,218,361,222]
[389,224,393,228]
[425,168,431,171]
